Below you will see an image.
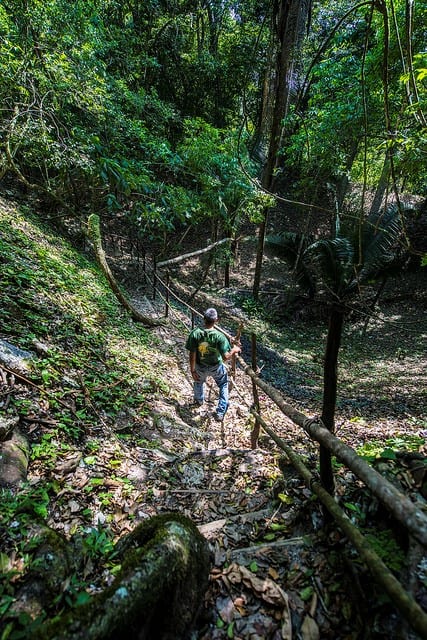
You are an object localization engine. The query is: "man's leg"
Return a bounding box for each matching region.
[193,365,207,404]
[212,364,229,420]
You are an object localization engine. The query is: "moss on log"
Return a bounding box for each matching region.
[8,525,74,620]
[32,513,210,640]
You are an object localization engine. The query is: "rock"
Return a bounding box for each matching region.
[0,415,19,442]
[31,339,51,357]
[0,428,30,488]
[0,339,34,375]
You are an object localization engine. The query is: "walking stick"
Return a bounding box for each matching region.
[230,322,243,389]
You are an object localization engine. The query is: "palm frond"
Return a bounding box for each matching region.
[265,204,408,303]
[265,232,315,294]
[303,237,354,298]
[265,232,309,266]
[357,204,405,283]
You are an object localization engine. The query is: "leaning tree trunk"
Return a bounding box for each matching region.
[87,214,164,327]
[320,306,344,494]
[253,0,313,299]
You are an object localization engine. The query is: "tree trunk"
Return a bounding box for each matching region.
[253,1,313,299]
[8,514,210,640]
[156,237,231,268]
[87,214,164,327]
[320,307,344,494]
[369,154,391,216]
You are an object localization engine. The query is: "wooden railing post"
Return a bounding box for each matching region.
[165,272,170,318]
[152,257,157,300]
[250,333,261,449]
[229,322,243,391]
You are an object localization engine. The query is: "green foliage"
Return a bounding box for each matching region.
[0,0,424,245]
[364,529,405,573]
[81,526,115,560]
[357,434,425,462]
[175,118,258,231]
[31,433,69,470]
[281,1,426,203]
[0,0,264,242]
[266,204,405,305]
[240,296,265,317]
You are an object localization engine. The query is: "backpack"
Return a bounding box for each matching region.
[196,329,222,366]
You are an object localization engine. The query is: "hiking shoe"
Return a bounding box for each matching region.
[191,400,203,407]
[212,412,224,422]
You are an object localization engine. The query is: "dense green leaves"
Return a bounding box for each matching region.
[281,0,426,208]
[0,0,268,241]
[0,0,425,247]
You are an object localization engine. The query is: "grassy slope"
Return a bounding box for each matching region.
[0,199,170,432]
[0,200,182,609]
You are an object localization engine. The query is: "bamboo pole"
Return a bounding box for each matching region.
[237,355,427,548]
[230,322,243,391]
[250,334,261,448]
[250,408,427,640]
[156,238,231,268]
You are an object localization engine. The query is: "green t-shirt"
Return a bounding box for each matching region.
[185,327,231,366]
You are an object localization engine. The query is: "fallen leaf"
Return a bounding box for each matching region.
[268,566,280,580]
[222,563,289,606]
[300,615,319,640]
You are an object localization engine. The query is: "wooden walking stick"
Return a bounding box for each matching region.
[230,322,243,390]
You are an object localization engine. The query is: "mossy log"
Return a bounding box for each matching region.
[0,427,29,488]
[8,524,74,620]
[87,214,165,327]
[29,513,210,640]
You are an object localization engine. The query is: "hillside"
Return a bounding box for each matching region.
[0,196,426,639]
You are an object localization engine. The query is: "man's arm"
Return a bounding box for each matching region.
[222,344,241,362]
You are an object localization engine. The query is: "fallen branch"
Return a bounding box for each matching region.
[156,237,232,268]
[166,489,229,494]
[228,536,307,559]
[87,215,165,327]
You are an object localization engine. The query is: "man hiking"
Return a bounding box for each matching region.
[185,307,241,422]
